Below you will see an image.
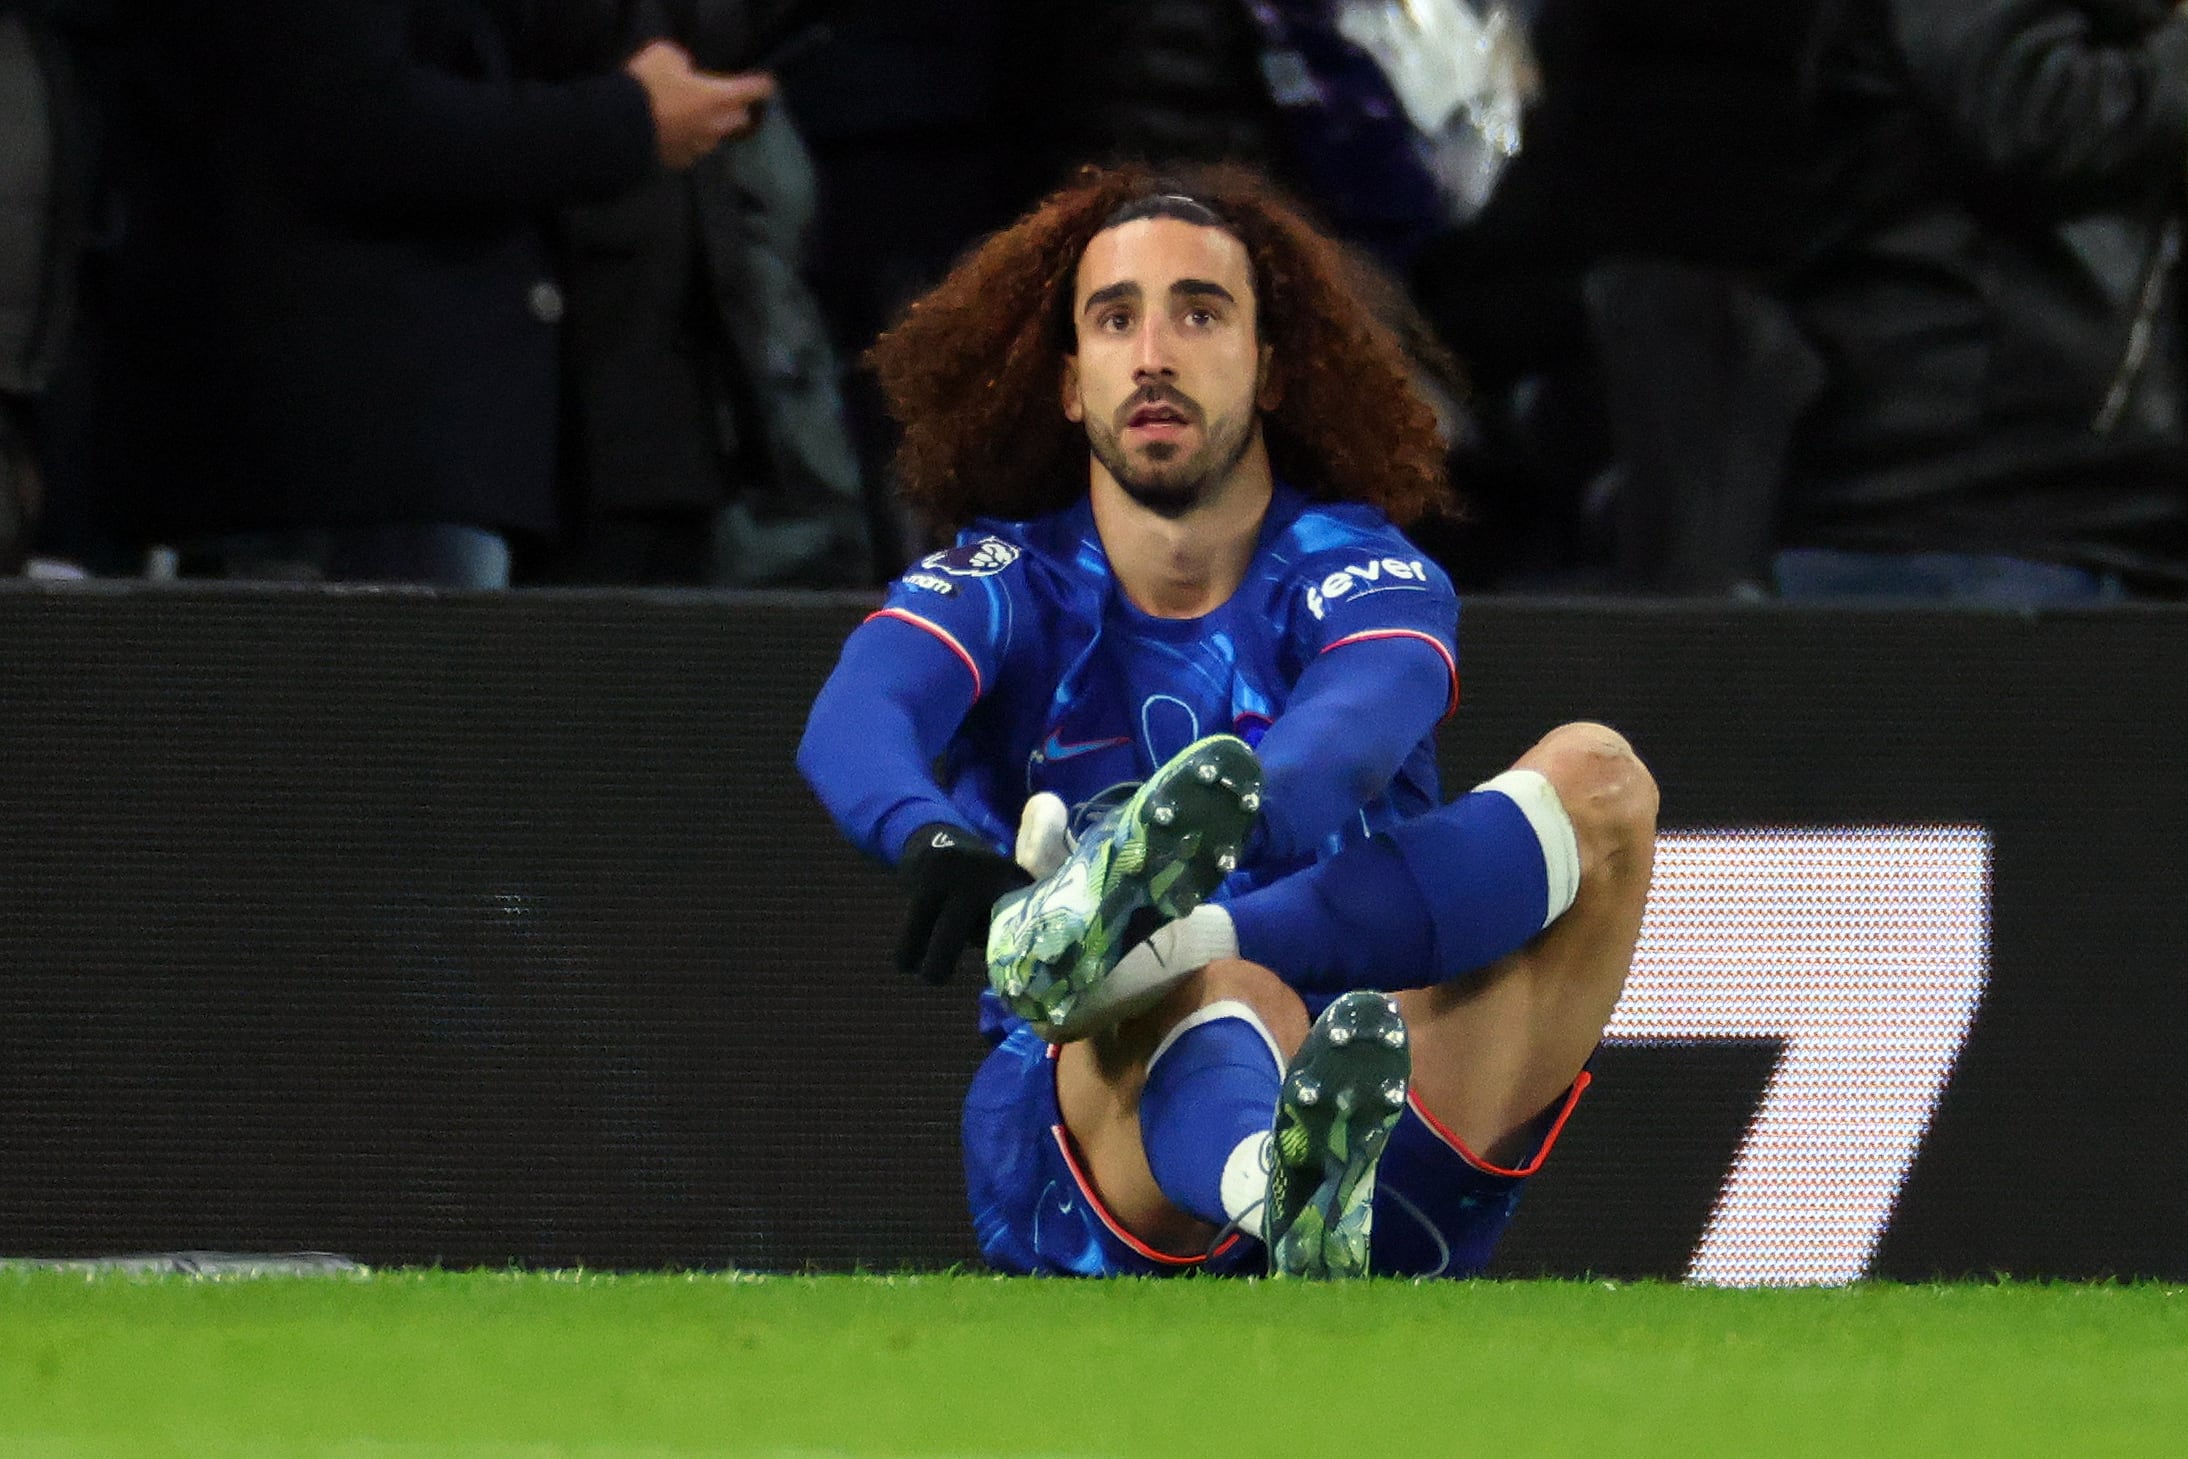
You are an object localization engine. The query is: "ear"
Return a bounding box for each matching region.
[1061,353,1084,423]
[1255,343,1282,412]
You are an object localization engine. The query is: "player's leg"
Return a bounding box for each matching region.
[1056,963,1413,1280]
[1013,720,1651,1273]
[1152,721,1649,1166]
[988,731,1425,1274]
[1151,721,1652,1273]
[1390,722,1656,1167]
[1053,958,1308,1257]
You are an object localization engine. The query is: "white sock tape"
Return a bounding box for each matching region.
[1146,998,1285,1076]
[1474,768,1581,927]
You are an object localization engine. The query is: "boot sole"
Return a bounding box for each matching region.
[989,734,1262,1032]
[1268,991,1411,1279]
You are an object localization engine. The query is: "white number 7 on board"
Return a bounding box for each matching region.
[1605,827,1993,1287]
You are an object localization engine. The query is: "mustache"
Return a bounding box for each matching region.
[1116,384,1200,424]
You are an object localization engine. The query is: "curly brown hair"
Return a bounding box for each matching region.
[867,163,1460,533]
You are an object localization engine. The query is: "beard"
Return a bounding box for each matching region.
[1085,396,1260,520]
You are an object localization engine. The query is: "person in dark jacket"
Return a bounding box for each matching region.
[544,0,871,589]
[79,0,768,586]
[1779,0,2188,599]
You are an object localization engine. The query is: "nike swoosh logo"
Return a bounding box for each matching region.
[1038,733,1130,762]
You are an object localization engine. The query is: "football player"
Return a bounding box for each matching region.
[800,165,1656,1277]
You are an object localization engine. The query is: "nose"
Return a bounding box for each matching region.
[1132,314,1176,380]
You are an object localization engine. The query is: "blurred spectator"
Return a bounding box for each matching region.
[1243,0,1517,270]
[4,0,124,579]
[539,0,869,589]
[1778,0,2188,601]
[73,1,763,587]
[0,0,96,575]
[1406,0,1825,591]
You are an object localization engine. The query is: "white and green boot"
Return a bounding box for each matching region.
[1266,990,1411,1279]
[986,734,1262,1041]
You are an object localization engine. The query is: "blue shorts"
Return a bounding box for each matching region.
[962,1012,1590,1279]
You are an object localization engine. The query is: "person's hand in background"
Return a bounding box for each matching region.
[625,40,775,170]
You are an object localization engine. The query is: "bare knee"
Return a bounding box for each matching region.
[1515,722,1658,879]
[1147,957,1310,1056]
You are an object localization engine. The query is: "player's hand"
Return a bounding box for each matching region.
[624,40,776,170]
[896,823,1032,985]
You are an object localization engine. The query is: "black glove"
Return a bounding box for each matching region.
[895,822,1033,985]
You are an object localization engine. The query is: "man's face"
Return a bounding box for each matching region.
[1063,216,1275,518]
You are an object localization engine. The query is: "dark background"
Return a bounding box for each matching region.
[0,587,2179,1278]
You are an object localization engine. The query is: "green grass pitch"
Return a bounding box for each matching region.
[2,1269,2181,1457]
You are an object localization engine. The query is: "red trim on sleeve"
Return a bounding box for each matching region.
[1406,1070,1592,1179]
[1321,628,1461,719]
[1045,1044,1243,1267]
[865,608,983,702]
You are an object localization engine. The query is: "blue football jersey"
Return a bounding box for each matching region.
[871,482,1460,891]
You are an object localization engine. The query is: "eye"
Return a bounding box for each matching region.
[1097,308,1134,333]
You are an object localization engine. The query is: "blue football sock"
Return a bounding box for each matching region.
[1229,781,1561,992]
[1139,1003,1283,1230]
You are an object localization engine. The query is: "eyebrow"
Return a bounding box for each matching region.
[1081,278,1240,315]
[1082,281,1140,314]
[1171,279,1238,305]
